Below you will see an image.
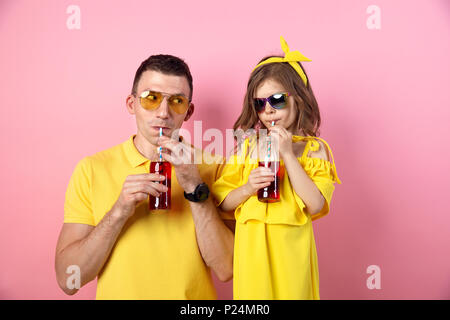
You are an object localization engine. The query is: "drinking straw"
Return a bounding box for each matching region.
[265,121,275,167]
[159,127,163,162]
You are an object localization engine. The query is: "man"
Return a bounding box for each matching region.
[55,54,235,299]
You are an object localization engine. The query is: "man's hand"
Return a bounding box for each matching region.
[157,136,202,193]
[112,173,167,220]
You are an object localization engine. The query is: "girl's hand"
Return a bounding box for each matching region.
[243,167,275,196]
[269,125,294,158]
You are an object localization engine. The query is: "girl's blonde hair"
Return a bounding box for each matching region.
[233,56,322,137]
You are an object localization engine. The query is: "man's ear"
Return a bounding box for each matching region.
[184,103,194,121]
[126,94,136,115]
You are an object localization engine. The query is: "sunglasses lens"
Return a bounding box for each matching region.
[268,93,288,109]
[140,91,162,110]
[168,95,189,114]
[253,98,266,112]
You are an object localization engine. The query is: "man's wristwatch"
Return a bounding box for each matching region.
[184,183,210,202]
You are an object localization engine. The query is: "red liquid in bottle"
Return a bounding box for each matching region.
[149,161,171,210]
[257,161,282,203]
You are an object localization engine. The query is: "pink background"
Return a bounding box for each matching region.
[1,0,449,299]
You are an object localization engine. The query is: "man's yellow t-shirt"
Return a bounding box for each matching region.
[63,135,232,299]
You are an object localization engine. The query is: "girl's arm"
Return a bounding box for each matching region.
[282,152,326,215]
[219,167,274,212]
[270,126,327,215]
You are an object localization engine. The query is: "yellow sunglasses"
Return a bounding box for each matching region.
[139,90,190,114]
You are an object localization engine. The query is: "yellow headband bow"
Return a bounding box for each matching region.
[252,36,311,86]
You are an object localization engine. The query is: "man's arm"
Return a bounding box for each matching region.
[55,209,127,295]
[158,136,235,282]
[184,180,235,282]
[55,173,167,295]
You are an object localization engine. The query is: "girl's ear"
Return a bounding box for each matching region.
[184,103,195,121]
[254,119,262,130]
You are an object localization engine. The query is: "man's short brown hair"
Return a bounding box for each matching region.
[131,54,193,100]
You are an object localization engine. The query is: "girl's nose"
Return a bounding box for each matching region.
[264,102,275,113]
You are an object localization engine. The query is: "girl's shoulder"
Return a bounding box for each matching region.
[293,135,331,161]
[294,135,342,184]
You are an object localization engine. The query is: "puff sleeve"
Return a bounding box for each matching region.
[295,137,342,222]
[213,156,243,205]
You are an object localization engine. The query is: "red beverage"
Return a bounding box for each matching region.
[149,161,171,210]
[257,161,282,203]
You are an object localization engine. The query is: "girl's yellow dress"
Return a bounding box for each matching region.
[212,135,342,300]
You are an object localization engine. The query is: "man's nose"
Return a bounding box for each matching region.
[156,97,170,119]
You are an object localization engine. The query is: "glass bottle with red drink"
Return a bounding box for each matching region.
[257,160,282,203]
[149,160,171,210]
[257,130,283,203]
[149,128,171,210]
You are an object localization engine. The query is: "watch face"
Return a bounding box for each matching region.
[198,193,208,201]
[196,184,209,201]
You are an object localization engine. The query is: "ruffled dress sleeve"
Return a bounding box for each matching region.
[293,136,342,222]
[212,138,254,209]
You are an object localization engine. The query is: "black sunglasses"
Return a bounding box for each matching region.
[253,92,291,113]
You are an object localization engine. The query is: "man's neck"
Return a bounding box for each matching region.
[133,133,160,161]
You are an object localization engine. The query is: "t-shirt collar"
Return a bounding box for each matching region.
[123,135,149,168]
[123,134,184,168]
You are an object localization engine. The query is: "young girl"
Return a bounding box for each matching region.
[212,36,342,299]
